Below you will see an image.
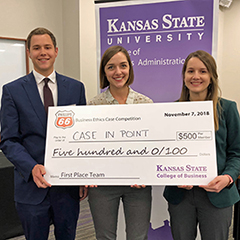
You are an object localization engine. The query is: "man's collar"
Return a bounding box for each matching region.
[33,69,56,84]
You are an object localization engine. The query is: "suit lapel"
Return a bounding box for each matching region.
[22,72,47,129]
[56,73,69,106]
[22,72,70,130]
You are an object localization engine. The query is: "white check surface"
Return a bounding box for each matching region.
[44,101,217,185]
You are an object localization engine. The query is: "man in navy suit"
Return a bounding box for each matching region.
[0,27,88,240]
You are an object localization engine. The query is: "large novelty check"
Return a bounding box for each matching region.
[44,101,217,185]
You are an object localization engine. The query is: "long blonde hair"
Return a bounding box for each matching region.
[179,50,221,130]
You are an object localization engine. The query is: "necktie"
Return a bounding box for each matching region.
[43,78,54,114]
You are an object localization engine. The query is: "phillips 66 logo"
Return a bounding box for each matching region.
[55,110,75,129]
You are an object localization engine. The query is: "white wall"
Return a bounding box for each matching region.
[218,1,240,110]
[0,0,80,82]
[62,0,80,80]
[79,0,98,100]
[0,0,64,73]
[0,0,91,100]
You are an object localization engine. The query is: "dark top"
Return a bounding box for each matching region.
[164,98,240,208]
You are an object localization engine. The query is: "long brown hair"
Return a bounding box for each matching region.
[99,45,134,89]
[179,50,221,130]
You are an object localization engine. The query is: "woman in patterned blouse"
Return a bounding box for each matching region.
[88,45,153,240]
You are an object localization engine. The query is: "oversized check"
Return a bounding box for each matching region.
[44,101,217,185]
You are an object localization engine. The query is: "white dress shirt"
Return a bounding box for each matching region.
[33,70,58,106]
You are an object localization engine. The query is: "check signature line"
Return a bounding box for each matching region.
[59,177,140,179]
[69,139,175,143]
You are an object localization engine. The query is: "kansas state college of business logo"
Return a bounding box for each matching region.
[55,110,75,129]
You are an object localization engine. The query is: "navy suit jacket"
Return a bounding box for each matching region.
[0,72,86,205]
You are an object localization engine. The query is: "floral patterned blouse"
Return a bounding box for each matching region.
[88,87,153,105]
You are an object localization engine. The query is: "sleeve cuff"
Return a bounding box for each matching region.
[224,174,233,187]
